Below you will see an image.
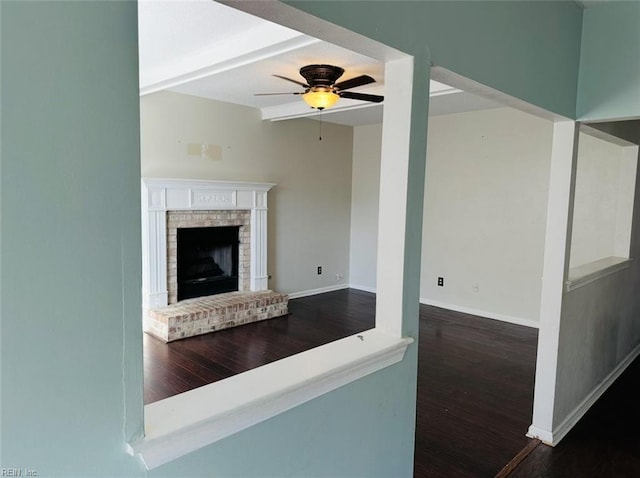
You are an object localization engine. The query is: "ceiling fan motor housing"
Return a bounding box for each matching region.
[300,64,345,88]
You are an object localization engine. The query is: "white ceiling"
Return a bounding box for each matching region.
[138,0,501,126]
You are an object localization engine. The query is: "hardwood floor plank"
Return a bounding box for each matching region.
[509,354,640,478]
[495,439,541,478]
[415,304,538,477]
[143,289,540,476]
[143,289,376,404]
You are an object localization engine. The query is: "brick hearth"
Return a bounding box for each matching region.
[145,290,289,342]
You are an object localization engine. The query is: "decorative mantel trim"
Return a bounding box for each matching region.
[141,178,276,309]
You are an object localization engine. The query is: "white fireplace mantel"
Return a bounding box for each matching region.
[141,178,276,309]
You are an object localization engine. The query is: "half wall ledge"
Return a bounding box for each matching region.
[128,328,413,470]
[565,256,632,292]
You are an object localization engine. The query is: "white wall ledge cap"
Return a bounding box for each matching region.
[566,256,632,292]
[128,328,413,469]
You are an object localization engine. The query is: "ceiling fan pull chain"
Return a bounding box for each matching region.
[318,110,323,141]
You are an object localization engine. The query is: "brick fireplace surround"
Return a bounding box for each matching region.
[166,209,251,305]
[141,178,288,342]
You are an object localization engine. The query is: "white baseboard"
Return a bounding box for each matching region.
[287,284,350,300]
[419,298,539,329]
[529,343,640,446]
[290,286,539,330]
[346,288,538,329]
[348,284,377,294]
[525,425,554,445]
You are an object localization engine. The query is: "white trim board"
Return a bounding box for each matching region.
[420,297,539,329]
[246,286,536,328]
[527,343,640,446]
[419,298,539,329]
[348,284,377,295]
[347,286,539,328]
[287,284,350,300]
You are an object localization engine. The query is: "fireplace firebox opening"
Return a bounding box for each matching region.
[177,226,240,301]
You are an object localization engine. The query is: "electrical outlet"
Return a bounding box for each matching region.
[437,277,444,287]
[336,273,344,282]
[473,283,479,292]
[317,266,322,275]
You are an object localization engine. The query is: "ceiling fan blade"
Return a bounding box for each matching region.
[254,92,303,96]
[334,75,376,91]
[273,74,309,88]
[339,91,384,103]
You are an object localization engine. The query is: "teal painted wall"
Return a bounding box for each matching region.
[149,363,418,477]
[1,1,586,477]
[577,2,640,121]
[286,0,583,119]
[0,1,144,476]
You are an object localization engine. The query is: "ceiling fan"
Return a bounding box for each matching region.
[255,64,384,111]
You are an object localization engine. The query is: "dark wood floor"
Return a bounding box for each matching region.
[143,289,639,477]
[509,354,640,478]
[143,289,375,404]
[414,305,538,477]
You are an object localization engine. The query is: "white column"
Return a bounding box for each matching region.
[375,56,421,338]
[147,210,168,308]
[251,207,269,291]
[142,184,168,309]
[528,120,579,444]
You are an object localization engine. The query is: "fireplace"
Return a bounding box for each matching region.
[166,209,251,305]
[177,226,240,300]
[141,178,274,309]
[142,178,289,342]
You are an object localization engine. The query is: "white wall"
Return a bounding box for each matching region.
[421,108,552,324]
[140,91,354,295]
[145,96,556,323]
[569,131,637,268]
[350,107,554,325]
[349,123,383,292]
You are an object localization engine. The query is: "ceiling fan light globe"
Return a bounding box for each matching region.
[303,89,340,110]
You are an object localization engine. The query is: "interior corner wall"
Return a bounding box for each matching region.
[421,108,552,324]
[577,2,640,121]
[350,108,553,324]
[349,123,383,292]
[140,91,353,296]
[558,1,640,430]
[569,132,636,268]
[554,141,640,426]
